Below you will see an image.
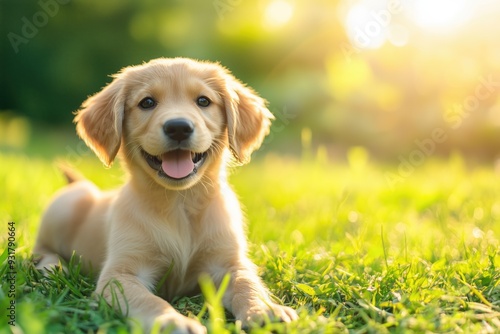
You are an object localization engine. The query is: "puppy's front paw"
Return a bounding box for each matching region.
[242,303,298,326]
[269,304,298,323]
[153,313,207,334]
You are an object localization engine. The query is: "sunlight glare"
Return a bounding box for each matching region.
[264,0,294,29]
[344,2,387,49]
[411,0,470,31]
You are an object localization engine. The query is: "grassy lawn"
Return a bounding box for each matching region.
[1,148,500,333]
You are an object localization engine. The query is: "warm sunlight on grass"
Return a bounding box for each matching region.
[1,148,499,332]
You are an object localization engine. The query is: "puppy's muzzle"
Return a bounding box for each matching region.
[163,118,194,142]
[141,118,208,180]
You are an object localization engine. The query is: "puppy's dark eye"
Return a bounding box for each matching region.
[196,96,211,108]
[139,97,157,110]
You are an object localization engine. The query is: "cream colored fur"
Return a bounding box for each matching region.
[34,58,297,333]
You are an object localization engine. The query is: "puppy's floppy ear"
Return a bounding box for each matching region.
[74,74,124,167]
[223,74,274,164]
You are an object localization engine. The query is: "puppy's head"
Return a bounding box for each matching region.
[74,58,273,190]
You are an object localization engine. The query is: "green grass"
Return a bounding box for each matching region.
[1,149,500,333]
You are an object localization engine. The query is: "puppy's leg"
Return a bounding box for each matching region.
[33,247,61,271]
[97,266,206,334]
[223,260,298,327]
[34,180,99,272]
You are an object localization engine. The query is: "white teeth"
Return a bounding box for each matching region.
[191,152,205,164]
[191,152,201,163]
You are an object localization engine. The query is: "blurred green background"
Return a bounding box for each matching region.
[1,0,500,161]
[2,3,500,332]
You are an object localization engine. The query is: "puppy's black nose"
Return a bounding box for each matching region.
[163,118,194,142]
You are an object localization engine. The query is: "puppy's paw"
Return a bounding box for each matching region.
[34,253,62,274]
[242,303,298,327]
[153,313,207,334]
[269,304,298,323]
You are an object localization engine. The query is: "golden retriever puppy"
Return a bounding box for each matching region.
[34,58,297,333]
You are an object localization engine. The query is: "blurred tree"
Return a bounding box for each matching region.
[1,0,500,159]
[1,0,339,125]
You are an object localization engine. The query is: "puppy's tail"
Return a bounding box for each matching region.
[57,163,84,184]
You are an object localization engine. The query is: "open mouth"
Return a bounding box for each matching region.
[141,148,207,180]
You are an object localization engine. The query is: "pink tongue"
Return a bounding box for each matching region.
[161,150,194,179]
